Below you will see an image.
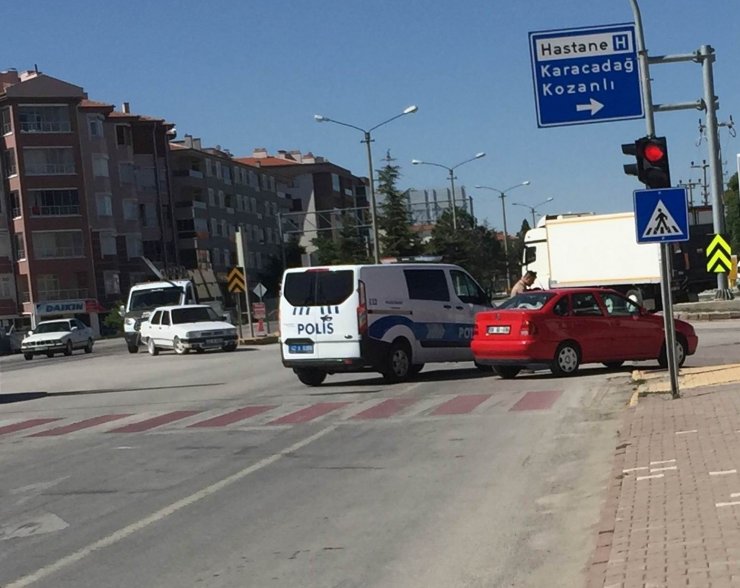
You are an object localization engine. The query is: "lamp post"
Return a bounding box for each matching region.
[314,105,418,264]
[411,152,486,230]
[512,197,554,226]
[475,181,530,290]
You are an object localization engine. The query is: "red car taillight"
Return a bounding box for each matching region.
[357,280,368,335]
[520,320,538,336]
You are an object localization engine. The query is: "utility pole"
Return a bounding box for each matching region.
[690,160,710,205]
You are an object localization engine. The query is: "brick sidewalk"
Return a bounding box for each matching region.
[586,383,740,587]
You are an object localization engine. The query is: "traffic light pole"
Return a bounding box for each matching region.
[629,0,680,398]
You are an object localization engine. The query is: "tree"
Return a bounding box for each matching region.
[426,209,504,293]
[311,213,370,265]
[262,235,306,292]
[376,162,421,258]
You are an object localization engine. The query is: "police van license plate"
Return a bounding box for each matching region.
[289,343,314,354]
[487,325,510,335]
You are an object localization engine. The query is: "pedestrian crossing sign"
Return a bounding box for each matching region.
[633,187,689,244]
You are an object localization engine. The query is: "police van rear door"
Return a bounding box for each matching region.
[280,268,360,360]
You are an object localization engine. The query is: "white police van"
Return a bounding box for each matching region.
[279,263,492,386]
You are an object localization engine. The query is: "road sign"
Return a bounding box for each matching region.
[706,234,732,273]
[529,23,643,128]
[227,266,246,293]
[253,282,267,300]
[634,188,689,244]
[252,302,266,319]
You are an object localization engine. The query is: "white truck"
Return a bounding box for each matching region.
[523,212,665,309]
[122,262,226,353]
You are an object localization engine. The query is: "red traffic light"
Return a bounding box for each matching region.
[643,142,666,163]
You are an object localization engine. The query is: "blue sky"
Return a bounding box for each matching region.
[7,0,739,230]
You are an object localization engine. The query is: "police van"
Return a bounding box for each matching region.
[279,263,492,386]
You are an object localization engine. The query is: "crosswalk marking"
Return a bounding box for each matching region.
[108,411,202,433]
[28,414,132,437]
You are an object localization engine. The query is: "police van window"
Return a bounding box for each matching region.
[450,270,486,305]
[404,269,450,302]
[283,270,354,306]
[524,246,536,265]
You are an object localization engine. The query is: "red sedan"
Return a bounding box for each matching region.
[471,288,698,378]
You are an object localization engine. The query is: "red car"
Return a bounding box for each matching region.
[472,288,698,378]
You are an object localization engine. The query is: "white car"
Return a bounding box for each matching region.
[21,318,94,360]
[139,305,238,355]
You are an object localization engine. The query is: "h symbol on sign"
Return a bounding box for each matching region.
[613,34,629,51]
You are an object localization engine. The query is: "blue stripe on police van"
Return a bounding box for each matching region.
[367,315,474,346]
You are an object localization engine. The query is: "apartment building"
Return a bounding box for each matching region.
[0,69,175,335]
[236,149,368,260]
[169,136,288,288]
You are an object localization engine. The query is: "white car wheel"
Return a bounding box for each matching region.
[147,338,159,356]
[173,336,189,355]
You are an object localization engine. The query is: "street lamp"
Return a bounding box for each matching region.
[475,181,531,290]
[314,105,418,264]
[512,197,554,226]
[411,152,486,230]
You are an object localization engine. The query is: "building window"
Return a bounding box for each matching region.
[30,189,80,216]
[14,232,25,260]
[205,159,213,177]
[18,105,71,133]
[92,154,109,177]
[221,220,227,237]
[37,274,61,300]
[208,188,215,207]
[4,149,17,176]
[96,193,113,217]
[216,220,224,237]
[119,162,135,184]
[215,161,221,179]
[139,203,157,228]
[331,173,340,192]
[116,125,132,146]
[88,115,104,138]
[222,165,231,184]
[212,248,221,266]
[33,230,84,259]
[0,274,12,298]
[250,197,257,213]
[2,108,11,134]
[24,147,76,175]
[125,234,143,259]
[0,231,9,258]
[224,249,231,267]
[123,200,138,221]
[136,166,156,189]
[99,232,117,256]
[103,271,120,295]
[10,191,20,217]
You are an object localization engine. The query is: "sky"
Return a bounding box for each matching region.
[6,0,739,231]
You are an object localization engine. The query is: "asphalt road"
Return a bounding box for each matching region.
[0,322,733,588]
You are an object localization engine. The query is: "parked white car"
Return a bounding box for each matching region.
[139,305,238,355]
[21,318,94,360]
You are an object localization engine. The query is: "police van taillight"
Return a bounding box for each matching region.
[357,280,368,335]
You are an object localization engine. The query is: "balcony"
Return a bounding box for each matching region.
[26,163,76,176]
[174,169,204,179]
[20,121,72,133]
[31,205,80,217]
[37,288,90,301]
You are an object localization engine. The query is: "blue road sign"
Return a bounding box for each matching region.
[529,23,644,128]
[634,188,690,244]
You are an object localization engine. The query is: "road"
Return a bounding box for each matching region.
[0,322,733,588]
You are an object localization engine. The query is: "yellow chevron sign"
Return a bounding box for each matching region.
[706,234,732,273]
[227,266,246,293]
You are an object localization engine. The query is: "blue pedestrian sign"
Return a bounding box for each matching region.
[633,188,690,244]
[529,23,644,128]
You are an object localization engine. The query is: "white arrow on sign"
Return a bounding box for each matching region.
[576,98,604,116]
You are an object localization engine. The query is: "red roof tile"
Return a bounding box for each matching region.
[235,156,300,167]
[79,98,113,109]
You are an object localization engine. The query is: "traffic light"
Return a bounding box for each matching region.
[621,136,671,189]
[638,136,671,189]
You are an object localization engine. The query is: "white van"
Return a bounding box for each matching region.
[279,263,492,386]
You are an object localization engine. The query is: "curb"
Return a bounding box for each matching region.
[674,311,740,321]
[239,335,278,346]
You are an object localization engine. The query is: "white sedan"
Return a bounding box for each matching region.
[21,318,94,360]
[139,305,238,355]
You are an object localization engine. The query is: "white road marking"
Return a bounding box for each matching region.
[622,467,649,473]
[636,473,665,481]
[716,501,740,508]
[5,424,338,588]
[709,470,737,476]
[675,429,698,435]
[730,493,740,498]
[0,512,69,541]
[649,459,676,465]
[650,466,678,473]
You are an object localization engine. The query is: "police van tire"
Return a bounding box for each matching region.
[408,364,424,377]
[382,339,412,383]
[295,368,327,387]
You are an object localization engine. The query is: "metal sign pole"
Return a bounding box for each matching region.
[235,228,255,338]
[235,292,243,339]
[630,0,679,398]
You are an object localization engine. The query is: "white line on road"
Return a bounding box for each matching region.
[636,474,665,481]
[649,459,676,465]
[709,470,737,476]
[5,424,338,588]
[675,430,698,435]
[622,467,649,473]
[731,493,740,498]
[716,501,740,508]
